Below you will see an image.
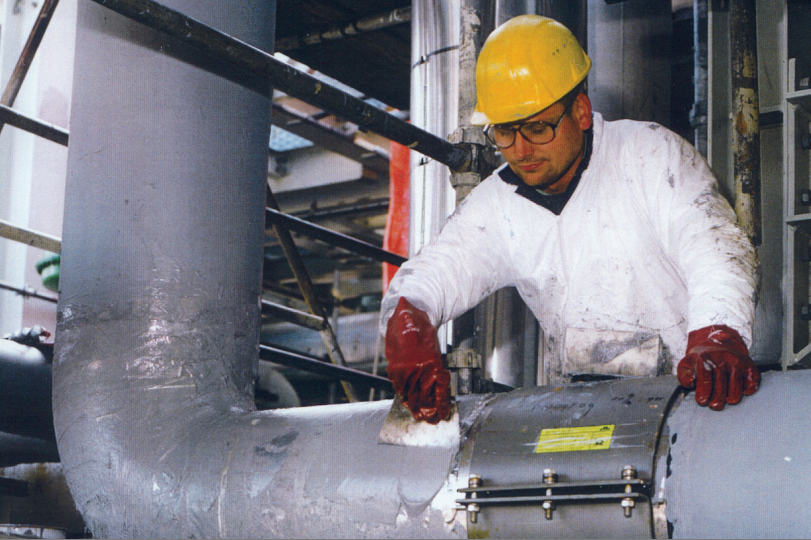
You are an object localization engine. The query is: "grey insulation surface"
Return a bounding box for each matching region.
[667,370,811,538]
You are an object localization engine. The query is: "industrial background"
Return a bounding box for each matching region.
[0,0,808,538]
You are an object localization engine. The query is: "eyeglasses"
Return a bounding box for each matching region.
[484,112,568,149]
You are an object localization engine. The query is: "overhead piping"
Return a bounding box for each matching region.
[275,7,412,52]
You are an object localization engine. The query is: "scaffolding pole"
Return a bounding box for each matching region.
[0,0,61,135]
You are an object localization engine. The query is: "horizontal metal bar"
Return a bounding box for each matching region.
[0,280,58,304]
[261,299,325,331]
[0,219,61,253]
[294,199,390,222]
[259,344,393,391]
[266,207,407,267]
[457,478,647,494]
[91,0,471,171]
[456,493,649,506]
[0,104,68,146]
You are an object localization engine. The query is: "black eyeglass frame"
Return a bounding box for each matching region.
[483,104,572,149]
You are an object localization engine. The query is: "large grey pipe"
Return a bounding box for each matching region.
[53,1,465,537]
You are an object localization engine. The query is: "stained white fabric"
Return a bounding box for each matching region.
[380,113,757,381]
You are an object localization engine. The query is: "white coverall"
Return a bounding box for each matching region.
[380,113,758,382]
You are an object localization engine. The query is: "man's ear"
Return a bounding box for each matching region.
[572,92,593,130]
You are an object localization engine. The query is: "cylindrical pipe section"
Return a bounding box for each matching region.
[691,0,708,156]
[666,370,811,537]
[54,0,274,536]
[587,0,672,124]
[0,339,53,441]
[409,0,460,256]
[730,0,761,245]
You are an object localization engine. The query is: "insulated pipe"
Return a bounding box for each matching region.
[53,2,463,538]
[53,0,273,536]
[730,0,761,246]
[0,339,53,441]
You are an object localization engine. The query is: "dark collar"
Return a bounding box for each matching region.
[497,128,593,216]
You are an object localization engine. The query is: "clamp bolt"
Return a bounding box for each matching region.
[467,474,482,523]
[621,465,637,517]
[542,469,557,519]
[467,503,481,523]
[621,497,635,518]
[542,500,555,520]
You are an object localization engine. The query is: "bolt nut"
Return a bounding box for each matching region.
[621,465,637,480]
[543,469,558,484]
[801,189,811,206]
[468,474,482,489]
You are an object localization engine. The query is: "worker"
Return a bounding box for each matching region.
[379,15,760,424]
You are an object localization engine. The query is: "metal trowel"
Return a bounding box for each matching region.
[377,394,460,448]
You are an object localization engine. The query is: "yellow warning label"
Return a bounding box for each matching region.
[534,425,615,453]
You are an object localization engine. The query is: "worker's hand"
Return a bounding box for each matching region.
[677,325,759,411]
[385,297,451,424]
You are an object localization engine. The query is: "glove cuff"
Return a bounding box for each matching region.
[687,324,748,355]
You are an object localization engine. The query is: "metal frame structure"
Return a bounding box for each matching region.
[784,55,811,366]
[0,0,475,401]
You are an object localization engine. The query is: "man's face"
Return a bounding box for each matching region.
[499,93,593,193]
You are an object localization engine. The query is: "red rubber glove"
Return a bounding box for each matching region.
[385,297,451,424]
[677,325,759,411]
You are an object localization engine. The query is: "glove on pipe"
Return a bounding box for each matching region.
[677,325,760,411]
[385,297,451,424]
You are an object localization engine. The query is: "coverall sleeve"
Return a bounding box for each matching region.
[379,179,514,336]
[635,126,758,347]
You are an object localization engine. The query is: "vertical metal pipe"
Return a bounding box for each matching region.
[409,0,460,257]
[54,0,274,536]
[409,0,461,352]
[587,0,672,124]
[692,0,709,156]
[730,0,761,246]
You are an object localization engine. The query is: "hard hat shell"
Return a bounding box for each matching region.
[470,15,592,126]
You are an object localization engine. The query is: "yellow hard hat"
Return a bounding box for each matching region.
[470,15,592,126]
